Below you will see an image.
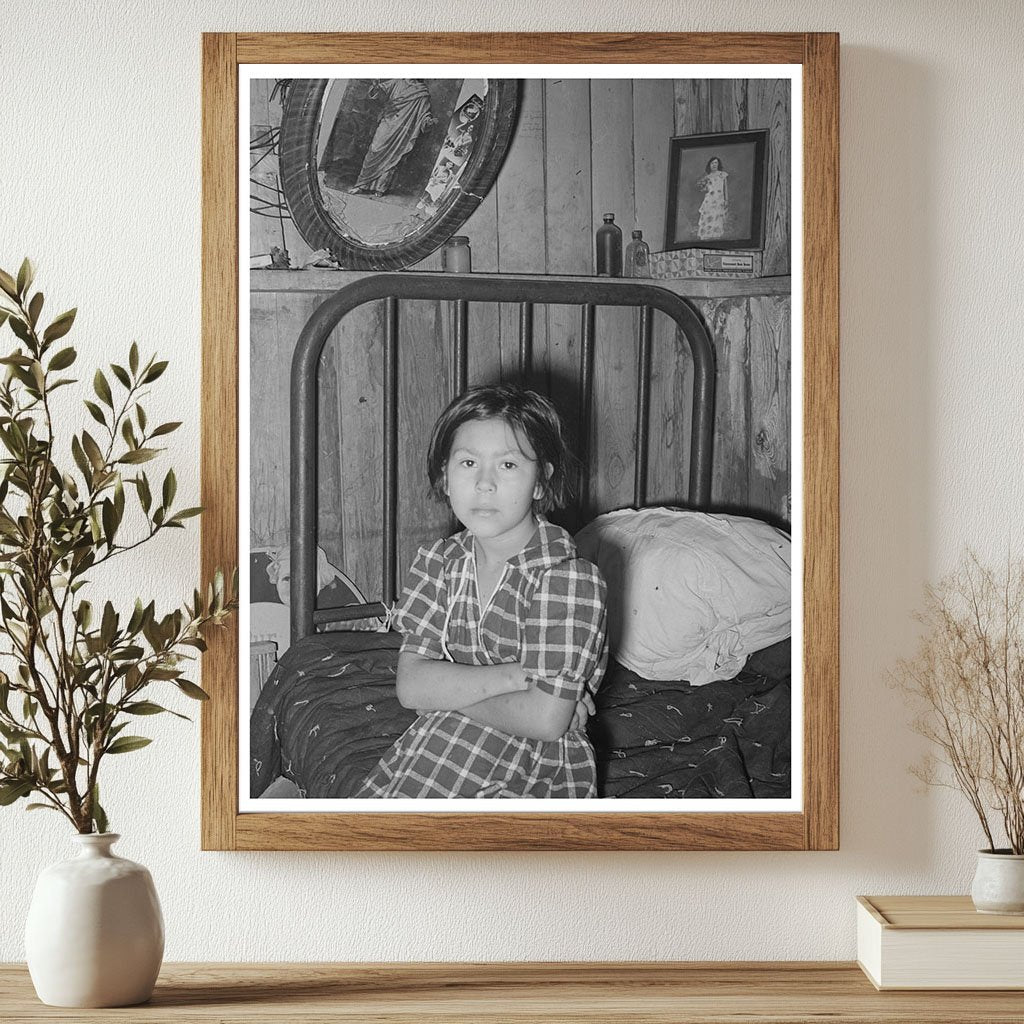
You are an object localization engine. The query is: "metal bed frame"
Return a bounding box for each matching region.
[289,273,715,644]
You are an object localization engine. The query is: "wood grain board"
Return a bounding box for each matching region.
[2,962,1021,1023]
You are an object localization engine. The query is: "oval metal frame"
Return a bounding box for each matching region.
[278,79,520,270]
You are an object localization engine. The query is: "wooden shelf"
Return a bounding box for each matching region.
[2,962,1022,1022]
[250,268,792,300]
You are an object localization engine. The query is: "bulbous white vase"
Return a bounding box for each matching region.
[25,833,164,1007]
[971,849,1024,915]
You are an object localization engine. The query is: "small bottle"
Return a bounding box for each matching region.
[595,213,622,277]
[443,236,472,273]
[625,229,651,278]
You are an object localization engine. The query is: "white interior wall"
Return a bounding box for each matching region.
[1,0,1022,961]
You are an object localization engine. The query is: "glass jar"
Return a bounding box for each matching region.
[442,236,472,273]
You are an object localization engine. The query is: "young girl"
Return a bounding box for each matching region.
[357,384,608,799]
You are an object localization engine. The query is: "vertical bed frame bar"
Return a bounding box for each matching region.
[579,302,596,518]
[519,302,533,376]
[454,299,468,394]
[634,307,653,507]
[383,297,399,605]
[291,274,714,643]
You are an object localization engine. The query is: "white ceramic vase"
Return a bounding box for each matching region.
[970,849,1024,915]
[25,833,164,1007]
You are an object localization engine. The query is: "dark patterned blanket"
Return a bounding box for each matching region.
[250,632,790,800]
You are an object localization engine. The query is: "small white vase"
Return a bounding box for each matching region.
[970,849,1024,915]
[25,833,164,1007]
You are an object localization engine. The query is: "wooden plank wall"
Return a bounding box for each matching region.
[673,79,792,517]
[249,78,792,600]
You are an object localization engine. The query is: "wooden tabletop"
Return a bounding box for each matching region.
[3,962,1024,1022]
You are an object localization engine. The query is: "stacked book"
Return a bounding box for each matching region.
[857,895,1024,990]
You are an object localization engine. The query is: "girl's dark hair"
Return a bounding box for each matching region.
[705,156,725,172]
[427,384,573,513]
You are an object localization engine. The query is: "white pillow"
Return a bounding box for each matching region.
[575,508,790,685]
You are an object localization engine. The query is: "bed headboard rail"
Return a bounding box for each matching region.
[289,273,715,643]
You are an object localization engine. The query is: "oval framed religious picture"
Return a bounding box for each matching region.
[277,77,520,270]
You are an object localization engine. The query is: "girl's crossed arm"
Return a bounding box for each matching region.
[458,685,578,743]
[462,561,607,743]
[396,652,529,711]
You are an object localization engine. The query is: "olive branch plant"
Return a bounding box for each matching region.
[894,552,1024,854]
[0,259,236,834]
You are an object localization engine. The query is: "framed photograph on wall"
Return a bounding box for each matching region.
[201,32,839,851]
[664,129,769,250]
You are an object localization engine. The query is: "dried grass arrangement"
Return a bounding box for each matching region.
[895,553,1024,854]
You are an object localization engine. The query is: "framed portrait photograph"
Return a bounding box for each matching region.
[664,129,769,250]
[201,32,839,851]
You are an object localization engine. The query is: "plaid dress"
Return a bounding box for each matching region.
[357,517,608,798]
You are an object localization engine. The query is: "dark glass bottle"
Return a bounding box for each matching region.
[596,213,623,277]
[625,229,651,278]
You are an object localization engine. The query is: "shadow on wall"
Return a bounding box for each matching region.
[838,48,937,866]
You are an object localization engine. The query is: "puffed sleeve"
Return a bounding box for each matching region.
[392,541,448,661]
[520,559,608,701]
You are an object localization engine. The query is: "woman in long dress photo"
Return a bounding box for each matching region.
[696,156,729,240]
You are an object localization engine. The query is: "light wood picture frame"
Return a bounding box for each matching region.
[201,32,839,851]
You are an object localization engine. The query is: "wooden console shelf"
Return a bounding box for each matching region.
[2,962,1022,1022]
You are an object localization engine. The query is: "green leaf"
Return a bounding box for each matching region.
[16,258,34,299]
[110,363,131,389]
[142,360,168,383]
[105,735,152,755]
[113,475,125,521]
[0,779,33,805]
[162,468,176,509]
[175,679,210,701]
[118,448,157,465]
[0,722,29,743]
[168,507,202,524]
[93,369,113,409]
[121,418,137,450]
[150,421,181,438]
[81,431,105,472]
[129,342,139,375]
[26,803,62,813]
[8,316,32,345]
[42,308,77,344]
[91,785,108,834]
[71,435,91,482]
[100,601,117,647]
[136,473,152,513]
[124,700,170,716]
[47,346,77,371]
[75,599,93,631]
[27,292,43,328]
[0,268,18,300]
[126,598,146,635]
[136,404,147,432]
[84,400,107,427]
[101,498,116,546]
[147,666,181,680]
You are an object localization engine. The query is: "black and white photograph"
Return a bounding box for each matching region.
[242,68,798,811]
[664,129,770,250]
